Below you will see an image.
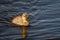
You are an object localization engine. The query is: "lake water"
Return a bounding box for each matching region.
[0,0,60,40]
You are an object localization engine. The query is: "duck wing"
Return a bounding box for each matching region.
[12,16,23,26]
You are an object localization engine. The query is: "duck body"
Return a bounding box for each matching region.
[12,13,29,27]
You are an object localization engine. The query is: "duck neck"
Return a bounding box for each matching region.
[22,16,27,22]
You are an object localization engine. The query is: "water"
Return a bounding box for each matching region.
[0,0,60,40]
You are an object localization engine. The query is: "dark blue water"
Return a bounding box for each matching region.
[0,0,60,40]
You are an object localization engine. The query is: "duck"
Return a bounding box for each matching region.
[12,12,29,27]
